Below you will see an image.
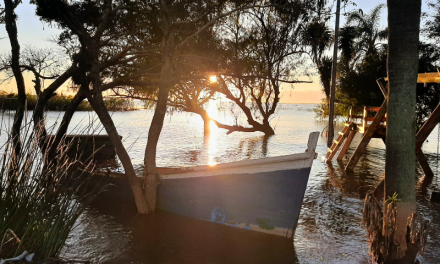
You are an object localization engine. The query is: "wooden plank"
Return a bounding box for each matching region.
[416,148,434,178]
[349,107,353,122]
[306,131,320,153]
[385,72,440,84]
[365,107,381,111]
[326,124,352,163]
[362,106,367,131]
[416,102,440,149]
[364,117,387,122]
[345,100,387,172]
[371,139,434,201]
[376,78,389,98]
[417,72,440,83]
[351,107,365,112]
[337,129,356,161]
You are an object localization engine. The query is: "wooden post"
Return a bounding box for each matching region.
[416,102,440,149]
[416,148,434,178]
[337,129,356,161]
[345,100,387,172]
[327,0,341,148]
[349,107,353,123]
[376,78,389,98]
[362,106,367,133]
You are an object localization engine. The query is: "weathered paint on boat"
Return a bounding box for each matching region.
[84,131,319,238]
[156,132,320,238]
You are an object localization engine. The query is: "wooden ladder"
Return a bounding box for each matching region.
[325,122,357,163]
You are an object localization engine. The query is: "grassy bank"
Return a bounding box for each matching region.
[0,92,137,111]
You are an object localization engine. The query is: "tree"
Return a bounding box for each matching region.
[105,0,312,211]
[424,0,440,41]
[34,0,156,213]
[384,0,421,260]
[338,48,387,108]
[363,1,423,263]
[302,17,333,97]
[0,47,78,157]
[209,3,312,135]
[34,0,282,214]
[344,4,388,65]
[3,0,26,157]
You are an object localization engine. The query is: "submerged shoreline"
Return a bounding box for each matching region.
[2,105,440,263]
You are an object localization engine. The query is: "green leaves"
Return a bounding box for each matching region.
[385,192,402,205]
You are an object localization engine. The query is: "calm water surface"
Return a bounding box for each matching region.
[2,104,440,263]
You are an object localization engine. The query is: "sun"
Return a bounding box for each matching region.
[209,75,217,83]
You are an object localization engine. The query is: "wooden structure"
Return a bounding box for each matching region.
[326,71,440,178]
[324,122,357,162]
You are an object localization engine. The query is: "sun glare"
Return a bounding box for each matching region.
[205,101,219,120]
[209,75,217,83]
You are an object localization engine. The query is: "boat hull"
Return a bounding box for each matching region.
[157,166,311,238]
[85,131,319,238]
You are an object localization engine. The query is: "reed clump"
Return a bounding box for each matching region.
[0,123,99,262]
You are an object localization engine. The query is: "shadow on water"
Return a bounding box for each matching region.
[14,106,439,263]
[318,143,440,263]
[87,190,300,264]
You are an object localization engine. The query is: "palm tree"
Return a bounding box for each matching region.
[362,0,423,263]
[302,20,333,97]
[343,4,388,65]
[383,0,421,261]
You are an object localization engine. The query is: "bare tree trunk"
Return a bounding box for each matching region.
[187,107,211,134]
[4,0,26,156]
[83,61,149,213]
[201,113,211,134]
[33,65,76,152]
[46,89,86,161]
[384,0,421,261]
[143,53,172,212]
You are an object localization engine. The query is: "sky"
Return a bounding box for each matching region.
[0,0,432,104]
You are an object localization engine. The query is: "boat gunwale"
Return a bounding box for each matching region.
[91,132,320,180]
[156,151,315,176]
[156,131,320,177]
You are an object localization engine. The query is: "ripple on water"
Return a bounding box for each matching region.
[3,105,440,263]
[60,209,132,263]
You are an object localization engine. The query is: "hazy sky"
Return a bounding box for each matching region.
[0,0,432,103]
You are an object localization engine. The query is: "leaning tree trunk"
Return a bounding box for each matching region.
[384,0,421,261]
[143,52,173,213]
[84,64,149,214]
[4,0,26,156]
[32,65,76,153]
[46,89,86,161]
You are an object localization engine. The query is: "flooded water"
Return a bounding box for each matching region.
[2,104,440,263]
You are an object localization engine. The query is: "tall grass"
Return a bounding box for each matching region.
[0,119,100,261]
[0,92,137,111]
